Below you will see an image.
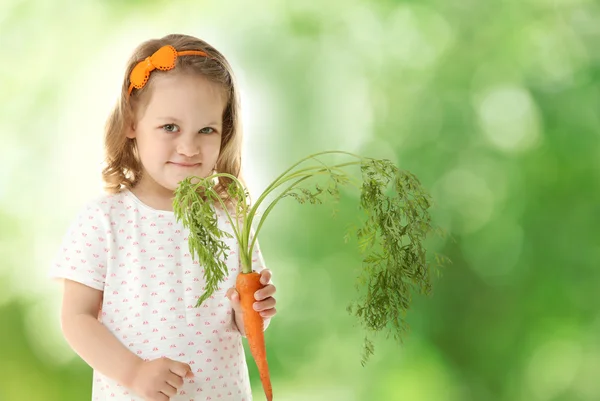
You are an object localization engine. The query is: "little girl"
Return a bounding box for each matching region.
[50,33,277,401]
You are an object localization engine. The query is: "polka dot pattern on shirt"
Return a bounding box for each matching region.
[50,190,268,401]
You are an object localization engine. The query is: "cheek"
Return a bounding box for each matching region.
[136,134,170,162]
[199,137,222,157]
[210,137,223,154]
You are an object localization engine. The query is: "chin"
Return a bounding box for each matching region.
[168,173,208,189]
[159,182,179,193]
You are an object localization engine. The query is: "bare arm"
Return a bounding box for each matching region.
[60,279,143,388]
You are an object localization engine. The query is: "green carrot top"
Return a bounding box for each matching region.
[173,150,450,365]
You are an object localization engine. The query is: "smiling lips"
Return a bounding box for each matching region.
[169,162,201,168]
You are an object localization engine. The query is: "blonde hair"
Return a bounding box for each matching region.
[102,33,248,208]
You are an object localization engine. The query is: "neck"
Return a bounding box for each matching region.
[130,178,176,212]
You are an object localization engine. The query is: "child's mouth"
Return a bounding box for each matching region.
[169,162,201,168]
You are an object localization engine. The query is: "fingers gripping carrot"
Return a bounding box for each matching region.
[236,271,273,401]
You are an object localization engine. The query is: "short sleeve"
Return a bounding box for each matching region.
[49,200,109,291]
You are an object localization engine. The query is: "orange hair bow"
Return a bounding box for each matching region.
[128,45,209,96]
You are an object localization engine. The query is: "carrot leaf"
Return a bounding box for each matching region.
[173,151,450,364]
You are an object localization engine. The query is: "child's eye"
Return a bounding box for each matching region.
[162,124,179,133]
[199,127,215,134]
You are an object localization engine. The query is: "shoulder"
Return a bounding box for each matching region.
[70,190,132,228]
[77,191,124,213]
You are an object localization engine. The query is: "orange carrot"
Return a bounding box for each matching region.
[236,271,272,401]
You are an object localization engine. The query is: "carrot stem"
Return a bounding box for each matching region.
[248,165,362,258]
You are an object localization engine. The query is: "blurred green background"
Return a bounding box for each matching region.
[1,0,599,400]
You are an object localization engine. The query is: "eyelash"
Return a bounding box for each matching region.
[162,124,179,133]
[161,124,216,134]
[200,127,216,134]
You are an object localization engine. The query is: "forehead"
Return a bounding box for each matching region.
[139,73,227,121]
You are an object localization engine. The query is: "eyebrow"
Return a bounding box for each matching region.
[157,117,222,126]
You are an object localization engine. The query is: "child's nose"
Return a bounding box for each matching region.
[176,136,200,157]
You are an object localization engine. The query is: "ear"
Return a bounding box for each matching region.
[126,121,137,139]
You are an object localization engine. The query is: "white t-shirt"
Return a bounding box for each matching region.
[50,189,267,401]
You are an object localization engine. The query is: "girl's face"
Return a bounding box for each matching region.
[127,73,225,199]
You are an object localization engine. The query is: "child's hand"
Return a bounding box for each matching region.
[226,269,277,333]
[253,269,278,319]
[130,357,193,401]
